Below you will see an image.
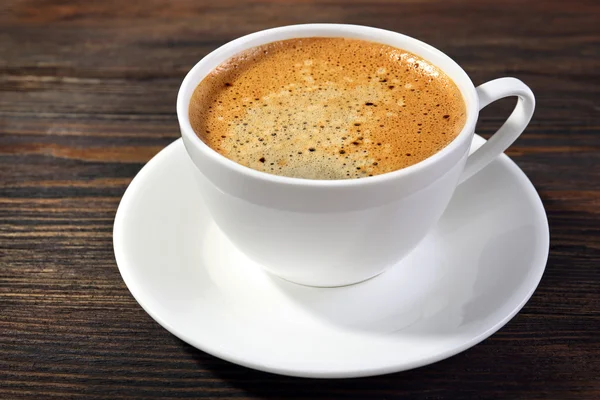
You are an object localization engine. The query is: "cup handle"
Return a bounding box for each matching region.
[459,77,535,183]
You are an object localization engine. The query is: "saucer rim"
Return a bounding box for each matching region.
[113,136,549,378]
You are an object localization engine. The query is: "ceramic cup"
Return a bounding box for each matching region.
[177,24,535,287]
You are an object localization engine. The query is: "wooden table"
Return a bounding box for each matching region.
[2,0,599,398]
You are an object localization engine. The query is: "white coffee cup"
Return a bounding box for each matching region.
[177,24,535,287]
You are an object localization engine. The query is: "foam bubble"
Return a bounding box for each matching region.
[189,38,466,180]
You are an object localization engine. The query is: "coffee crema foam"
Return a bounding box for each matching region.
[189,38,467,179]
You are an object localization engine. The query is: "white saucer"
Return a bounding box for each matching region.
[113,135,549,378]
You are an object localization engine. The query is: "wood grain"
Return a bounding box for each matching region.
[1,0,599,398]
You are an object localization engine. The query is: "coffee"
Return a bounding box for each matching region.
[189,38,466,179]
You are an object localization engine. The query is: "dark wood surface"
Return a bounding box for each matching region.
[1,0,599,398]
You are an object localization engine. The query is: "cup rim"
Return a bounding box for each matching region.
[177,23,478,188]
